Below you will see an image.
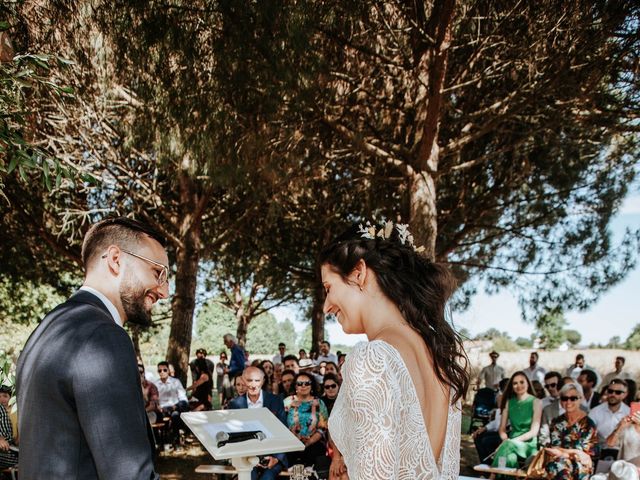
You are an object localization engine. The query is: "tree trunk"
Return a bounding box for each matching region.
[409,170,438,260]
[409,0,455,259]
[235,284,250,347]
[166,159,202,386]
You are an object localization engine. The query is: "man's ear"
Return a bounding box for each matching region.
[104,245,123,276]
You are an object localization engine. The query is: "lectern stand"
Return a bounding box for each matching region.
[182,408,305,480]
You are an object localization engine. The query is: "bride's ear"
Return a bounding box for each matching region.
[350,259,368,289]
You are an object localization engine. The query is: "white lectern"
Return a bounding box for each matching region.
[182,408,304,480]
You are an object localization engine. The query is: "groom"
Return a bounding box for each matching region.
[17,217,169,479]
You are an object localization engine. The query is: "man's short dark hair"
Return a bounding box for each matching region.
[0,385,12,395]
[282,354,299,365]
[531,351,539,359]
[278,343,286,348]
[196,348,207,355]
[610,378,628,389]
[576,354,584,361]
[81,217,167,269]
[579,369,597,386]
[617,356,626,364]
[321,340,330,347]
[157,361,169,368]
[544,371,561,382]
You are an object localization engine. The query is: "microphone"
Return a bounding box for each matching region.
[216,430,266,448]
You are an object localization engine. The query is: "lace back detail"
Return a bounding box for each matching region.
[328,340,461,480]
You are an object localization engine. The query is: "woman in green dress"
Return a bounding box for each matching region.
[492,371,542,471]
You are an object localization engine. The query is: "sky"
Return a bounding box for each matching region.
[273,193,640,347]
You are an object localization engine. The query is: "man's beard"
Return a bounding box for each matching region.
[120,273,154,327]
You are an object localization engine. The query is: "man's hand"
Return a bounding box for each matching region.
[472,427,486,439]
[0,437,9,452]
[266,456,278,469]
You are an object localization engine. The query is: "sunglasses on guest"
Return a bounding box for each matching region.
[544,382,558,389]
[158,368,168,373]
[324,383,338,390]
[296,381,312,387]
[607,388,626,395]
[560,396,580,402]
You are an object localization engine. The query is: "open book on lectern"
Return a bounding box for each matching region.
[181,407,304,460]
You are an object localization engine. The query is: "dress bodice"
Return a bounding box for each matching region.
[328,340,461,480]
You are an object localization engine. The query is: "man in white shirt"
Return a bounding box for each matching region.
[602,356,633,386]
[228,367,288,479]
[272,343,287,365]
[589,379,631,447]
[316,341,338,364]
[523,351,547,384]
[478,351,505,390]
[154,361,188,444]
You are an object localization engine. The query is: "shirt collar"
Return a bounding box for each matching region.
[80,286,123,327]
[247,390,264,407]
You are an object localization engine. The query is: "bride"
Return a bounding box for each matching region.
[319,222,469,479]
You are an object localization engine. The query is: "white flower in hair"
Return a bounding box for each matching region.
[357,220,425,253]
[357,222,376,239]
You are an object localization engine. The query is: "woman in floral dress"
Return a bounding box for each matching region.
[284,372,329,468]
[545,382,599,479]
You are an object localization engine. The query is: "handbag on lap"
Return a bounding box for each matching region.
[525,449,547,479]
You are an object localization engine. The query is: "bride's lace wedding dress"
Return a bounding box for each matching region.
[328,340,461,479]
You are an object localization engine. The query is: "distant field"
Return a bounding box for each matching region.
[466,347,639,388]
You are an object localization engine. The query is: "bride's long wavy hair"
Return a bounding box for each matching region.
[318,224,469,404]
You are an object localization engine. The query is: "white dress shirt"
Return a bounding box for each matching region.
[80,286,123,327]
[523,365,547,384]
[247,390,264,409]
[589,402,631,446]
[316,353,338,365]
[154,377,188,409]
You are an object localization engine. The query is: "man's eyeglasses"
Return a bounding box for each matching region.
[560,395,580,402]
[324,384,338,390]
[158,368,168,373]
[102,249,169,286]
[545,382,558,389]
[607,388,626,395]
[296,381,312,387]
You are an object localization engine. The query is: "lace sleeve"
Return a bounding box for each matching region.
[339,342,401,479]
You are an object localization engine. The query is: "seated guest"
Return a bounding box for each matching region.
[186,357,213,411]
[229,367,288,480]
[320,374,340,415]
[324,362,341,384]
[189,348,214,381]
[577,369,600,411]
[139,364,160,423]
[540,372,589,446]
[532,380,546,400]
[284,372,329,469]
[282,355,300,375]
[0,387,18,470]
[473,378,509,463]
[545,382,599,479]
[154,361,189,443]
[626,380,637,407]
[492,371,542,470]
[606,410,640,467]
[278,369,296,399]
[337,353,346,369]
[589,379,630,448]
[0,385,17,446]
[234,374,248,397]
[261,360,276,392]
[542,371,563,409]
[298,349,308,360]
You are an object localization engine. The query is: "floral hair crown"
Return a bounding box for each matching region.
[357,220,425,253]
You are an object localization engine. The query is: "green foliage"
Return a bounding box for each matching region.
[625,324,640,350]
[0,277,69,360]
[516,337,534,348]
[194,299,299,355]
[536,306,567,350]
[564,329,582,347]
[492,336,520,352]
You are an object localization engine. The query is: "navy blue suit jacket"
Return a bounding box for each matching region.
[228,391,288,466]
[16,290,158,480]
